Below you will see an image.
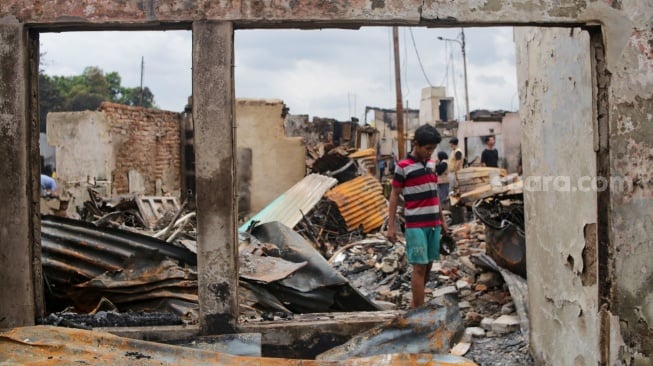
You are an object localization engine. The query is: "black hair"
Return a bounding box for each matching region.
[450,137,459,145]
[437,151,448,161]
[413,124,441,146]
[42,165,53,177]
[484,135,496,143]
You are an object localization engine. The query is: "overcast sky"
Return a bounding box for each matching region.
[40,27,518,122]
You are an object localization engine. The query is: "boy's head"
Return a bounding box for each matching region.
[450,137,459,146]
[437,151,448,162]
[413,124,442,146]
[412,124,441,161]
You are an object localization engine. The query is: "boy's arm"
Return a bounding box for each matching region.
[386,185,401,242]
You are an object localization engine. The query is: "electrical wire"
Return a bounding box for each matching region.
[409,28,433,87]
[403,28,410,99]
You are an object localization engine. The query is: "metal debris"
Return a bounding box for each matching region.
[0,326,478,365]
[472,194,526,278]
[240,173,338,232]
[317,294,464,361]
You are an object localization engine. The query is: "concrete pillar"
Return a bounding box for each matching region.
[192,21,238,334]
[516,27,600,364]
[0,22,40,327]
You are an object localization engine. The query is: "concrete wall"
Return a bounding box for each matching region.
[0,1,651,363]
[455,114,521,172]
[501,112,521,173]
[236,99,305,214]
[516,27,599,366]
[47,103,181,211]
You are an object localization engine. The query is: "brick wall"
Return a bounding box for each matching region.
[99,102,181,195]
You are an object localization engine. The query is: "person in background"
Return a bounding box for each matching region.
[378,157,386,180]
[435,151,450,209]
[481,135,499,168]
[448,138,465,191]
[386,124,449,308]
[40,165,57,197]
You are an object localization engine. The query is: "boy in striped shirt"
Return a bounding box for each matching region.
[386,124,449,308]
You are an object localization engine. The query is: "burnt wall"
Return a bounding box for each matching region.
[100,102,181,195]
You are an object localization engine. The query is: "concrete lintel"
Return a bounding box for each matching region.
[100,311,400,359]
[192,20,239,335]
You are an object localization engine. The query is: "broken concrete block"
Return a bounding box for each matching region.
[458,301,472,309]
[491,314,520,334]
[432,286,458,298]
[450,341,471,356]
[465,326,486,338]
[480,317,494,331]
[501,301,516,315]
[430,262,442,272]
[456,279,471,290]
[381,257,398,273]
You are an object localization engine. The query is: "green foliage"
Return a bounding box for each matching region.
[39,66,157,132]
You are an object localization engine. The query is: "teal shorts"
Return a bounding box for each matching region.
[405,226,441,264]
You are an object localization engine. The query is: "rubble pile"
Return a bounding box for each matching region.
[38,150,531,363]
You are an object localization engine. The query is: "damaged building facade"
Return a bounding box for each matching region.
[0,1,651,365]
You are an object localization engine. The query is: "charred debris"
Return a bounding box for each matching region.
[37,144,529,362]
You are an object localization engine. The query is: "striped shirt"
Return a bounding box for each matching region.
[392,155,441,228]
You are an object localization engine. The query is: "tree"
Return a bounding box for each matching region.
[39,66,158,132]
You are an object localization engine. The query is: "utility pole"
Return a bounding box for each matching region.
[438,28,470,121]
[139,56,144,107]
[393,26,405,158]
[461,28,470,121]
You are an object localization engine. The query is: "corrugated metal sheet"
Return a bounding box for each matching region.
[324,175,388,233]
[240,174,338,231]
[317,295,464,361]
[41,215,197,287]
[0,325,478,366]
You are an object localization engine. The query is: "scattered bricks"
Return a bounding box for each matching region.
[474,284,488,292]
[480,317,494,331]
[464,311,483,326]
[501,301,516,315]
[476,234,486,241]
[491,314,520,334]
[477,271,502,288]
[432,286,458,298]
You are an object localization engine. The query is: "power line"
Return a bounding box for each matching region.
[409,28,433,87]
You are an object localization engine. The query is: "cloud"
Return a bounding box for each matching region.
[40,26,517,120]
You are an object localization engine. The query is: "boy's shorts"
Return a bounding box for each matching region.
[405,226,441,264]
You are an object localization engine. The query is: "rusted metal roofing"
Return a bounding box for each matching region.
[348,148,378,176]
[324,175,388,233]
[240,173,338,231]
[41,215,197,287]
[0,325,478,365]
